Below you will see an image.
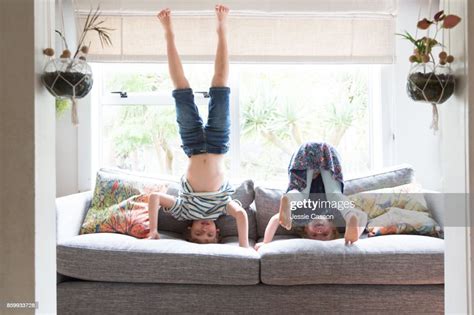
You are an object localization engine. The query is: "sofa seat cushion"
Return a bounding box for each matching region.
[259,235,444,285]
[57,232,260,285]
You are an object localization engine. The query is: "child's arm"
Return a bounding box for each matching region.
[146,192,176,240]
[255,213,280,250]
[226,201,249,248]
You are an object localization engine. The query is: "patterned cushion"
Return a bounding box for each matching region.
[348,183,428,219]
[348,183,442,238]
[80,169,169,238]
[367,207,442,238]
[80,168,257,240]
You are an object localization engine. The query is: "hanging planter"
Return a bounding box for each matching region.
[397,10,461,131]
[406,63,455,130]
[42,6,113,126]
[42,58,93,124]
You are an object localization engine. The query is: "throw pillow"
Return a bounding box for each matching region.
[348,183,428,219]
[90,170,167,209]
[367,207,442,238]
[80,169,168,238]
[81,193,153,238]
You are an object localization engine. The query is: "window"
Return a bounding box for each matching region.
[91,62,382,184]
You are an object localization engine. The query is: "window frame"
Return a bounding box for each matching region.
[85,62,390,189]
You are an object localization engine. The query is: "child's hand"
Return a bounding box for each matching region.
[254,242,265,251]
[147,230,160,240]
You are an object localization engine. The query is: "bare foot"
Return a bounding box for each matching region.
[215,4,229,34]
[279,195,292,230]
[157,8,173,36]
[344,214,360,245]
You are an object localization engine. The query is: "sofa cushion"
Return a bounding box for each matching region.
[259,235,444,285]
[255,187,295,238]
[366,207,442,238]
[81,193,154,239]
[348,183,428,220]
[57,232,260,285]
[216,180,257,240]
[83,168,257,240]
[344,164,415,195]
[161,179,257,240]
[89,169,168,209]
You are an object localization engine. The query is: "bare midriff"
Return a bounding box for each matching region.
[186,153,225,192]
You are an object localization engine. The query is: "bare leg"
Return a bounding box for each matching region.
[279,195,292,230]
[344,214,360,245]
[280,170,314,230]
[211,4,229,87]
[157,9,190,89]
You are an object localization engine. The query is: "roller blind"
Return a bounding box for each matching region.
[74,0,397,64]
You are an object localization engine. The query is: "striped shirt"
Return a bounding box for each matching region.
[164,176,240,221]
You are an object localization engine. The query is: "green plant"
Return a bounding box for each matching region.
[396,10,461,66]
[110,105,178,174]
[55,98,70,117]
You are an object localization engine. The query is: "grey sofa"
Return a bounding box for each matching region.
[56,165,444,314]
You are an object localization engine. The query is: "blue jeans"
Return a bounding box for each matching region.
[172,87,231,157]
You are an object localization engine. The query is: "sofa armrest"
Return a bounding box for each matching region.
[423,190,444,229]
[56,191,92,243]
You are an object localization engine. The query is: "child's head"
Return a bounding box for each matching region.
[184,220,220,244]
[301,219,339,241]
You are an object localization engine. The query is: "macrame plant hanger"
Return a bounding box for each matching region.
[427,0,439,131]
[408,0,454,132]
[411,0,437,131]
[42,0,93,126]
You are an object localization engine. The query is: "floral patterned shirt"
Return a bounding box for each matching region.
[287,142,344,193]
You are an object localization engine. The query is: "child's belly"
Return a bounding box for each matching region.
[186,153,225,192]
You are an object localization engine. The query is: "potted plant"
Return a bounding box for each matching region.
[42,6,112,125]
[397,10,461,131]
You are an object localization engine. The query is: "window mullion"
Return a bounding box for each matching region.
[229,65,241,181]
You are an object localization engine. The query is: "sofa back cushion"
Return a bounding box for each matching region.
[254,164,416,238]
[163,178,257,240]
[344,164,414,195]
[82,168,257,240]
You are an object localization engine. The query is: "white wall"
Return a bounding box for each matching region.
[392,0,443,191]
[56,0,80,197]
[440,0,471,313]
[470,0,474,310]
[56,110,78,196]
[35,1,57,313]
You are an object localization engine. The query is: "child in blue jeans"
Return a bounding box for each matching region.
[146,5,249,248]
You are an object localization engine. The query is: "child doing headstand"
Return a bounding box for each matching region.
[255,143,368,250]
[146,5,249,248]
